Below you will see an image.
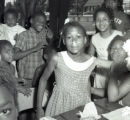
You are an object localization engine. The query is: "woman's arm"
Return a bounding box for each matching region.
[36,53,58,119]
[108,73,130,102]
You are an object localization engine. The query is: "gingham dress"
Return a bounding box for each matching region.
[45,51,96,116]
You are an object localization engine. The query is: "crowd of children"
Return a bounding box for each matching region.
[0,0,130,120]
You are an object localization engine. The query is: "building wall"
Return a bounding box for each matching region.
[123,0,130,14]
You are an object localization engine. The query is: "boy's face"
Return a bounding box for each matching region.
[110,40,127,62]
[5,13,17,27]
[32,15,46,32]
[0,87,18,120]
[1,45,14,63]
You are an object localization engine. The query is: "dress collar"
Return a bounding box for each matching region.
[61,51,95,71]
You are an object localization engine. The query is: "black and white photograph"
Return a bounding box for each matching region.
[0,0,130,120]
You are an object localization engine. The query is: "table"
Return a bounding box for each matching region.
[54,98,122,120]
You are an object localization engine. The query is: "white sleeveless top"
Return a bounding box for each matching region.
[92,30,122,60]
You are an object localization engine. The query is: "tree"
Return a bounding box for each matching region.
[69,0,88,15]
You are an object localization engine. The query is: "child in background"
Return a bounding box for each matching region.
[89,7,122,96]
[108,35,130,106]
[14,11,53,87]
[37,21,113,118]
[0,8,26,44]
[1,8,26,77]
[14,12,53,119]
[3,8,26,45]
[0,40,30,95]
[0,75,18,120]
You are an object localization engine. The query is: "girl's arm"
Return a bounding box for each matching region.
[88,40,96,56]
[108,74,130,102]
[36,53,58,119]
[91,87,105,97]
[96,58,112,69]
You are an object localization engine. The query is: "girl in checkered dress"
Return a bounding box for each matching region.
[37,21,112,118]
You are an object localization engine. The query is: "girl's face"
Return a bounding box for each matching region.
[64,27,87,55]
[95,12,111,32]
[0,87,18,120]
[1,45,14,63]
[5,14,17,27]
[110,40,127,62]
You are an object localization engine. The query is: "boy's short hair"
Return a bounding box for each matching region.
[0,70,18,107]
[4,8,18,19]
[0,40,12,53]
[31,11,46,21]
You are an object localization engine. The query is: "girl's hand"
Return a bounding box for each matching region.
[36,108,44,120]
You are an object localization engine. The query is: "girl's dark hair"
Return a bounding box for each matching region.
[61,21,88,39]
[93,7,114,28]
[93,6,114,21]
[0,40,12,54]
[4,8,18,19]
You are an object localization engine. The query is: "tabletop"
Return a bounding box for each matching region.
[54,98,122,120]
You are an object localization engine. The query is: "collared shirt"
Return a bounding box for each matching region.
[15,27,48,79]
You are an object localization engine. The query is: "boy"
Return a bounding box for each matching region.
[0,40,30,95]
[0,74,18,120]
[14,11,53,87]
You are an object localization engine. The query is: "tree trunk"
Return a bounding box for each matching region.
[49,0,70,36]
